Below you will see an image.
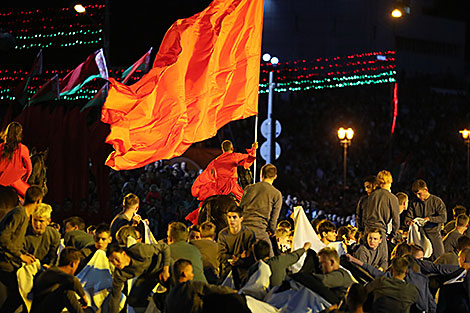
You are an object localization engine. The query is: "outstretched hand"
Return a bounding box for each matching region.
[345,253,363,266]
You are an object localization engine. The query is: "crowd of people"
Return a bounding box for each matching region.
[1,73,470,312]
[1,161,470,312]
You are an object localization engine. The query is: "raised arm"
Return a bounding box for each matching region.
[236,142,258,169]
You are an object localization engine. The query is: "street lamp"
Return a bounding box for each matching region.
[338,127,354,187]
[460,129,470,189]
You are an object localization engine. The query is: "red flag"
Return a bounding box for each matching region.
[101,0,264,170]
[121,47,153,84]
[60,48,108,96]
[391,82,398,136]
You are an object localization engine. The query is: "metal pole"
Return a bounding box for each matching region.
[267,71,274,164]
[253,114,259,183]
[343,142,347,187]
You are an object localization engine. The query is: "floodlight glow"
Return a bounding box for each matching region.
[391,9,402,18]
[271,57,279,65]
[74,4,86,13]
[460,129,470,140]
[337,128,346,140]
[346,128,354,140]
[262,53,271,62]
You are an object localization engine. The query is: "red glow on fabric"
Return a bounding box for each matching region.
[391,82,398,136]
[101,0,264,170]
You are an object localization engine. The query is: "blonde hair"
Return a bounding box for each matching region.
[33,203,52,219]
[275,227,291,240]
[376,170,393,187]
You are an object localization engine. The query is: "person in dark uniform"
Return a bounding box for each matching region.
[217,206,255,289]
[443,205,466,236]
[363,170,400,263]
[63,216,94,251]
[443,214,469,255]
[24,203,60,268]
[166,259,248,313]
[0,185,43,312]
[354,228,388,270]
[404,179,447,260]
[31,247,89,313]
[106,242,170,313]
[240,163,282,257]
[365,257,419,313]
[356,175,376,233]
[110,193,143,241]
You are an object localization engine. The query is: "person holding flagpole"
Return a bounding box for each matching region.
[0,122,32,197]
[186,141,258,224]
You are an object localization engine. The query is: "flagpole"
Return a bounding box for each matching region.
[253,114,259,183]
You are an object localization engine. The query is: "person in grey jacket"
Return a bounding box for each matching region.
[365,257,419,313]
[241,163,282,257]
[405,179,447,260]
[24,203,60,267]
[251,239,311,288]
[0,186,43,312]
[363,170,400,264]
[347,243,436,313]
[106,242,170,313]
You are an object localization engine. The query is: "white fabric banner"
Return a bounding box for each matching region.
[239,260,271,300]
[408,220,433,258]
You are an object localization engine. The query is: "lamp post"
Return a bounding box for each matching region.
[262,53,279,164]
[460,129,470,189]
[337,127,354,187]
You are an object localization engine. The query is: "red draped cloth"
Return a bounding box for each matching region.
[101,0,264,170]
[0,143,32,196]
[187,146,256,224]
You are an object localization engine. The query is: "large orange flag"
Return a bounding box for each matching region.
[101,0,264,170]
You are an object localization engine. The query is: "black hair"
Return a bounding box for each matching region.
[57,247,82,267]
[253,240,270,260]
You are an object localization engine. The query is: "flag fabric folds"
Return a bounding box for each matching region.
[60,48,108,96]
[14,49,43,105]
[81,83,108,112]
[29,74,59,105]
[101,0,264,170]
[121,47,153,84]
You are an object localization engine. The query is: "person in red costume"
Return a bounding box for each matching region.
[187,140,258,224]
[0,122,32,197]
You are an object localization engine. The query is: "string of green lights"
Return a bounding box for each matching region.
[15,38,102,50]
[0,70,396,101]
[16,29,102,41]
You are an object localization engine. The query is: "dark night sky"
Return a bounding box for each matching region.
[3,0,469,66]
